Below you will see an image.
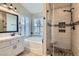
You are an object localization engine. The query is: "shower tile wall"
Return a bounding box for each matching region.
[51,6,71,49]
[72,4,79,55]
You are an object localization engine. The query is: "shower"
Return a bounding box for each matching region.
[44,3,79,56]
[46,4,75,56]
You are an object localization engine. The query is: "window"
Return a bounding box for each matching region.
[20,16,43,37]
[20,16,30,37]
[24,17,30,36]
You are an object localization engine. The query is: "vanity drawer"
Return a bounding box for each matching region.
[0,46,13,56]
[0,41,10,49]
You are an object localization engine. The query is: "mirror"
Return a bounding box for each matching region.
[0,11,18,33]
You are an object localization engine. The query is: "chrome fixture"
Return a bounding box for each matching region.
[1,3,17,12]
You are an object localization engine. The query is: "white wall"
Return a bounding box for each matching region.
[44,4,52,51]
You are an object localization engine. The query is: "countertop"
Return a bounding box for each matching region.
[0,35,22,42]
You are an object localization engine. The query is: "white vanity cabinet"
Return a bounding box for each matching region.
[0,36,24,56]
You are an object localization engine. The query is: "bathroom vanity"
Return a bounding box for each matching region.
[0,35,24,56]
[0,5,24,56]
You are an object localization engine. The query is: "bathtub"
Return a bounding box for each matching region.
[24,36,43,55]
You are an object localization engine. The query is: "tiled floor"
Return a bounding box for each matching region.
[19,47,73,56]
[54,47,74,56]
[19,48,73,56]
[47,47,74,56]
[18,50,40,56]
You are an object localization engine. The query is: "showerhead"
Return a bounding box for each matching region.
[63,10,71,12]
[63,8,74,12]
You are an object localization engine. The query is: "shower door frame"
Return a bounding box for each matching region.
[42,3,52,56]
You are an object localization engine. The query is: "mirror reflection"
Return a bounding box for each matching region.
[0,11,18,32]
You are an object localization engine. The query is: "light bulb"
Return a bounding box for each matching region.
[9,4,13,9]
[14,7,17,11]
[3,3,7,7]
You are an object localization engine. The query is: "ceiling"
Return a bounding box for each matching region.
[21,3,70,14]
[21,3,43,14]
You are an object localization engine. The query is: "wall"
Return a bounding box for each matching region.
[0,13,6,32]
[51,6,71,49]
[0,3,32,37]
[72,4,79,55]
[44,4,52,52]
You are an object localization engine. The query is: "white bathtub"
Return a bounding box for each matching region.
[24,37,43,55]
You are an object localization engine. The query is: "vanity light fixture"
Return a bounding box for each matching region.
[2,3,7,7]
[9,4,13,9]
[1,3,17,12]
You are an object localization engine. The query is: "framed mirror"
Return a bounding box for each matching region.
[0,10,18,33]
